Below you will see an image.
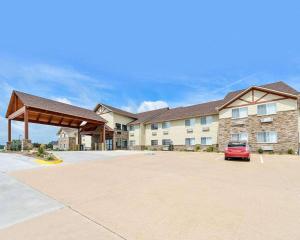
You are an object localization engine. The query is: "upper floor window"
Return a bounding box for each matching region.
[257,103,277,116]
[256,131,277,143]
[162,122,171,129]
[122,125,127,131]
[185,138,195,146]
[151,123,158,130]
[129,125,135,131]
[201,137,212,145]
[231,132,248,142]
[185,118,195,127]
[115,123,122,130]
[200,116,213,125]
[232,107,248,119]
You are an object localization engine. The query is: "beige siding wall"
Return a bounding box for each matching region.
[129,124,141,145]
[144,115,219,146]
[220,97,297,119]
[97,112,114,129]
[113,113,135,126]
[96,110,135,129]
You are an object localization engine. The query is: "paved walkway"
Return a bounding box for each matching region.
[0,153,62,229]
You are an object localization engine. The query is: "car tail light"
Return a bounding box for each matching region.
[225,147,228,151]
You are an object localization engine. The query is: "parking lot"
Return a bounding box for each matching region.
[1,151,300,239]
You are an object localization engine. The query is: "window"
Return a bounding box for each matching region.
[151,140,158,146]
[232,107,248,119]
[129,125,135,131]
[115,123,122,130]
[129,140,135,146]
[185,138,195,146]
[200,116,213,125]
[162,139,171,145]
[162,122,171,129]
[257,103,277,115]
[151,123,158,130]
[231,132,248,142]
[201,137,212,145]
[256,132,277,143]
[122,125,127,131]
[185,119,195,127]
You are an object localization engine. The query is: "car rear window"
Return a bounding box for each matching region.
[228,142,246,147]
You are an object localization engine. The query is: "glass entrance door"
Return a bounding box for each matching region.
[105,139,113,150]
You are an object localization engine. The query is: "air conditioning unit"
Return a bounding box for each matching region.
[262,146,273,151]
[261,117,273,123]
[202,126,210,132]
[130,133,134,137]
[152,132,157,136]
[187,128,193,133]
[163,131,169,135]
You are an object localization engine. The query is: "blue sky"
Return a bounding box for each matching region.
[1,0,300,144]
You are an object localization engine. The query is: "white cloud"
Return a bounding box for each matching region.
[53,97,72,105]
[137,100,168,113]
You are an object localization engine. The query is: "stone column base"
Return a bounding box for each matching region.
[6,142,12,151]
[22,139,33,151]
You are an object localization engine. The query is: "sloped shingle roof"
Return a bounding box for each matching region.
[11,91,106,123]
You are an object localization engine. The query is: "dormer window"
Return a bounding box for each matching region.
[232,107,248,119]
[257,103,277,116]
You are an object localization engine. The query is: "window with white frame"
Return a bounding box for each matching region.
[162,139,171,145]
[151,140,158,146]
[185,138,195,146]
[201,137,212,145]
[185,118,195,127]
[256,131,277,143]
[200,116,213,125]
[129,125,135,131]
[129,140,135,146]
[231,132,248,142]
[162,122,171,129]
[151,123,158,130]
[232,107,248,119]
[257,103,277,115]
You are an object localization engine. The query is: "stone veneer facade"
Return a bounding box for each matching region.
[218,110,299,153]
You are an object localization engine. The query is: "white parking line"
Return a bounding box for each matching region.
[260,155,264,164]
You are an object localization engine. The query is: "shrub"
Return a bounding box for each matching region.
[258,148,263,154]
[287,149,294,155]
[46,155,54,161]
[38,145,45,156]
[206,146,214,152]
[11,140,22,151]
[195,145,201,152]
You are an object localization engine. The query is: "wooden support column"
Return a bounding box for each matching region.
[78,128,81,150]
[24,107,29,140]
[8,119,11,142]
[103,124,106,151]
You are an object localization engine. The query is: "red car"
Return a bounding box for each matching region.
[224,141,250,161]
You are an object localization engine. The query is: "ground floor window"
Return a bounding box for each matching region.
[162,139,171,145]
[129,140,135,146]
[185,138,195,146]
[151,140,158,146]
[201,137,212,145]
[231,132,248,142]
[256,131,277,143]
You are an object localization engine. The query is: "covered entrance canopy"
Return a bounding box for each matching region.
[5,91,112,150]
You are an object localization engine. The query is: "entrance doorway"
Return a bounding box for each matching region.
[106,139,113,150]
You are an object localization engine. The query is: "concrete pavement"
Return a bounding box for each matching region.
[1,151,300,239]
